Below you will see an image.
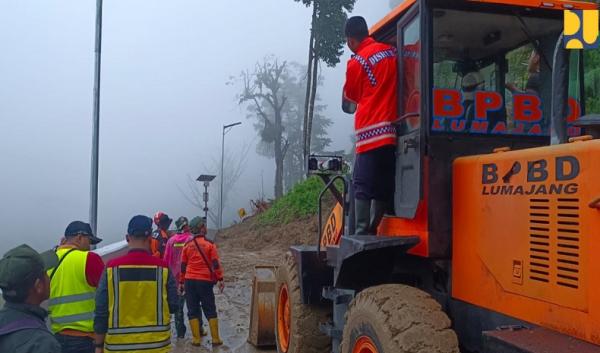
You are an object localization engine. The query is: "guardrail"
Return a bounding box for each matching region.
[94,240,128,262]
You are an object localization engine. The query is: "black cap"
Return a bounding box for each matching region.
[345,16,369,39]
[128,215,153,237]
[0,245,58,293]
[64,221,102,245]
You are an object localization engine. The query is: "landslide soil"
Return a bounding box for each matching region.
[171,215,318,353]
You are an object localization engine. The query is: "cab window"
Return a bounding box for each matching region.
[584,50,600,113]
[397,13,421,135]
[431,7,563,136]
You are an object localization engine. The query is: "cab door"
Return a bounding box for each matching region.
[395,7,422,219]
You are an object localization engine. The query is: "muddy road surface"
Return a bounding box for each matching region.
[170,249,281,353]
[170,216,319,353]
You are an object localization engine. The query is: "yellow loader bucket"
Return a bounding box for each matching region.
[248,265,277,347]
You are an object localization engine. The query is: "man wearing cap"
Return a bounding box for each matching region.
[94,215,177,353]
[151,211,173,259]
[0,244,61,353]
[48,221,105,353]
[181,216,224,346]
[343,16,398,235]
[163,216,193,339]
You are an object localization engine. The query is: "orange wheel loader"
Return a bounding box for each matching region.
[274,0,600,352]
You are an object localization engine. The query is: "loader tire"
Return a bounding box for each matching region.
[275,251,331,353]
[340,284,459,353]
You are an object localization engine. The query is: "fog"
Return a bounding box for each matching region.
[0,0,392,252]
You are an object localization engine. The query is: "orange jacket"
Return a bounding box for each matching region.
[181,236,223,283]
[150,229,170,258]
[344,37,398,154]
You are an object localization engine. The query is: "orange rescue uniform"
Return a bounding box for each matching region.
[344,37,398,154]
[181,237,223,283]
[150,229,170,259]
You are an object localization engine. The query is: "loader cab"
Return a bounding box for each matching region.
[374,0,592,257]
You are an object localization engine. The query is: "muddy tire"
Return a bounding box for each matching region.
[275,251,331,353]
[340,284,459,353]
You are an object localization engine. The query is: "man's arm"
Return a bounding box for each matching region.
[86,252,105,287]
[94,270,109,349]
[150,236,161,258]
[178,246,188,294]
[209,244,225,293]
[343,59,364,104]
[210,244,224,281]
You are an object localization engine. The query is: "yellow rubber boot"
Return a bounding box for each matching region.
[208,318,223,346]
[189,318,202,346]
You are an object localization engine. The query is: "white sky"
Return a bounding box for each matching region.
[0,0,393,251]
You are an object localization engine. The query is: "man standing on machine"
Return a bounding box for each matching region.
[343,16,398,235]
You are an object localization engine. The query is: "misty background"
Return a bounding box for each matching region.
[0,0,396,251]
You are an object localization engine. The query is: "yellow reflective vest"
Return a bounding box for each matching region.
[105,265,171,353]
[47,248,96,333]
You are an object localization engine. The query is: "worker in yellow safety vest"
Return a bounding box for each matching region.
[48,221,105,353]
[93,215,177,353]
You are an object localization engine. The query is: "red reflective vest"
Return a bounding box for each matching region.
[344,37,398,154]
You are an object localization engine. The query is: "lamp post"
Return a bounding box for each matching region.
[89,0,103,235]
[219,122,242,229]
[197,174,216,225]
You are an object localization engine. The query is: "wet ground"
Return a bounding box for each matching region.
[170,248,281,353]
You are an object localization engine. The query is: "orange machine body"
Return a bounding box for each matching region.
[452,139,600,345]
[370,0,595,37]
[371,0,596,259]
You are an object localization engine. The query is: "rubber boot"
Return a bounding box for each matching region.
[370,200,388,234]
[189,318,202,346]
[355,198,371,235]
[209,318,223,346]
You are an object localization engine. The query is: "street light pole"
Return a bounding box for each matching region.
[196,174,216,227]
[219,122,242,229]
[89,0,103,236]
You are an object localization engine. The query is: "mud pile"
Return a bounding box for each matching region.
[216,214,319,252]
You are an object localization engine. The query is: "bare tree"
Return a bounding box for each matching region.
[179,142,251,228]
[238,58,290,198]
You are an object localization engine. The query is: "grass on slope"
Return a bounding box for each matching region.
[258,177,324,226]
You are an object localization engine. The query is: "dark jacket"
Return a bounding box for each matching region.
[0,302,61,353]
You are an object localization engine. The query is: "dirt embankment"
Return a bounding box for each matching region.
[172,215,318,353]
[217,215,318,252]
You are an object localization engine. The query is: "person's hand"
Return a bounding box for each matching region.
[95,346,104,353]
[218,280,225,293]
[178,283,185,296]
[505,82,517,93]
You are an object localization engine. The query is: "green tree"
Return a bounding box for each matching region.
[294,0,356,172]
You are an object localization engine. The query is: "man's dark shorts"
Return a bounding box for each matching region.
[353,145,396,201]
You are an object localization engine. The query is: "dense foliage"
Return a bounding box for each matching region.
[257,176,324,225]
